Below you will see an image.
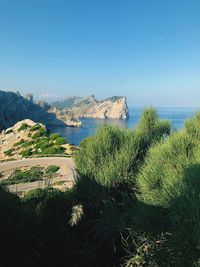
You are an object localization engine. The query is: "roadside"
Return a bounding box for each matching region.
[0,157,76,193]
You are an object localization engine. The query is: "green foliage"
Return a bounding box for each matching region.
[46,165,60,174]
[2,108,200,266]
[54,136,66,145]
[4,148,15,156]
[135,107,171,143]
[13,138,25,147]
[185,111,200,140]
[34,139,50,150]
[19,148,32,157]
[0,167,44,185]
[30,124,43,132]
[76,125,135,186]
[41,145,65,154]
[49,133,61,140]
[18,123,29,132]
[21,140,34,148]
[135,113,200,264]
[76,108,171,187]
[31,128,48,139]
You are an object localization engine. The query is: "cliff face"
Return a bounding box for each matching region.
[0,91,66,131]
[52,96,129,119]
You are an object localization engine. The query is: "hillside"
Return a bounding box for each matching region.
[51,95,129,119]
[0,90,71,131]
[0,119,73,160]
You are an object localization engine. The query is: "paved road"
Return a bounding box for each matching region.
[0,157,76,192]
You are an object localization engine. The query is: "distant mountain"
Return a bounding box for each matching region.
[0,90,67,130]
[51,95,129,119]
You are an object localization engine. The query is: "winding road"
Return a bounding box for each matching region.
[0,157,76,192]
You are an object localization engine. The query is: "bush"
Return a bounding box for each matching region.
[4,148,15,156]
[54,137,66,145]
[31,129,47,139]
[41,145,65,155]
[0,167,44,185]
[13,139,25,147]
[18,123,29,132]
[49,133,61,140]
[21,140,34,148]
[46,165,60,174]
[19,148,32,157]
[136,122,200,263]
[30,124,43,132]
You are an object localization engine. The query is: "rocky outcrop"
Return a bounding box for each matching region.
[0,91,69,131]
[52,96,129,119]
[0,119,44,160]
[36,100,82,127]
[48,107,82,127]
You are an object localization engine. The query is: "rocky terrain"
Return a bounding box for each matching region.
[51,95,129,119]
[0,90,80,130]
[37,101,82,127]
[0,119,74,160]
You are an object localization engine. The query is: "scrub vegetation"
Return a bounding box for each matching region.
[1,107,200,266]
[10,124,67,157]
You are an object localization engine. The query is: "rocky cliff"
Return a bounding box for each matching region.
[36,101,82,127]
[0,90,67,131]
[52,96,129,119]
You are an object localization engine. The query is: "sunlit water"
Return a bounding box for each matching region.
[48,107,198,145]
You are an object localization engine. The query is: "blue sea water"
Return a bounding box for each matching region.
[48,107,198,146]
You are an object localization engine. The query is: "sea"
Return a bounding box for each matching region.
[48,107,199,146]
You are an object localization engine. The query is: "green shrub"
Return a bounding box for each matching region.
[49,133,61,140]
[19,148,32,157]
[46,165,60,174]
[21,140,34,148]
[54,137,66,145]
[185,111,200,140]
[18,123,29,132]
[1,167,44,186]
[30,124,43,132]
[31,129,47,139]
[76,109,170,187]
[34,140,50,150]
[136,125,200,258]
[4,148,15,156]
[41,146,65,155]
[13,139,25,147]
[135,107,171,144]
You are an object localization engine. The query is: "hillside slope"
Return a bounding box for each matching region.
[0,91,66,130]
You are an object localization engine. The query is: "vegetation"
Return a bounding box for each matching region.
[46,165,60,174]
[1,107,200,266]
[4,148,15,156]
[14,138,25,146]
[1,167,44,185]
[18,123,30,132]
[11,125,68,157]
[0,166,60,186]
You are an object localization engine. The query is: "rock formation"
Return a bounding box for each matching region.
[52,95,129,119]
[0,90,75,131]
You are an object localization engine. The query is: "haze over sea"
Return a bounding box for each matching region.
[48,107,198,145]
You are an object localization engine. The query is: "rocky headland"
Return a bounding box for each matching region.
[0,90,80,130]
[51,95,129,119]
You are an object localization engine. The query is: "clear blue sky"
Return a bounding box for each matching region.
[0,0,200,107]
